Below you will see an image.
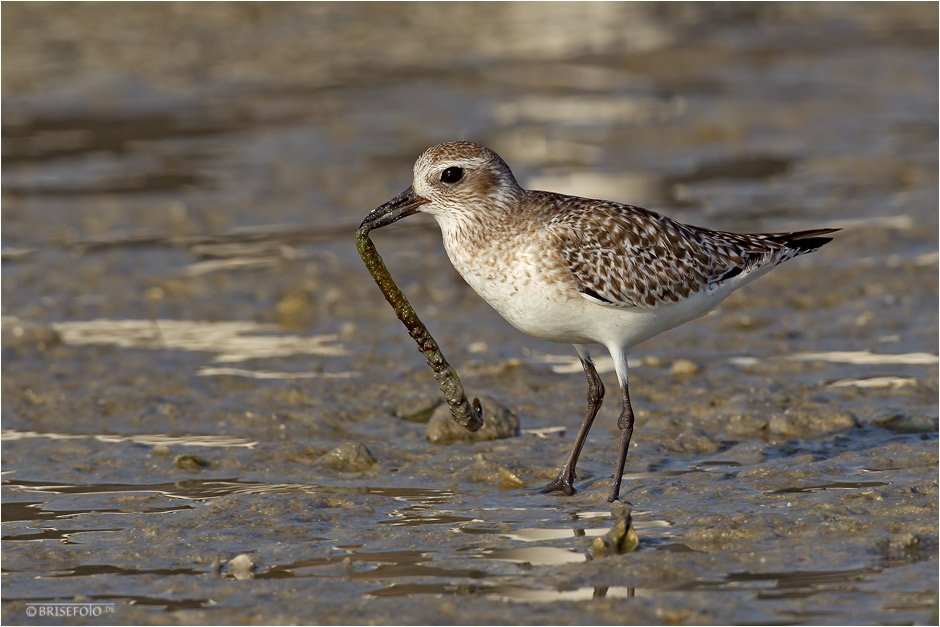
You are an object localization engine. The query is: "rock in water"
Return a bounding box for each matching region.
[227,554,255,580]
[425,396,518,444]
[316,442,377,471]
[174,454,208,470]
[768,406,858,438]
[876,414,937,434]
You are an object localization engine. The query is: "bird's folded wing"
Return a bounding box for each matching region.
[547,202,775,309]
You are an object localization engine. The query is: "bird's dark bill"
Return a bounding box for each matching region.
[359,186,428,232]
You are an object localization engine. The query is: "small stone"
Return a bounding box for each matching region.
[588,501,639,558]
[152,444,170,457]
[316,442,377,472]
[174,454,208,470]
[768,406,859,439]
[875,414,937,434]
[876,533,929,563]
[227,554,255,580]
[662,428,721,455]
[670,359,701,376]
[425,396,519,444]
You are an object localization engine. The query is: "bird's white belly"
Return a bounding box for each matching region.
[443,234,743,349]
[471,272,596,344]
[440,224,760,350]
[465,270,724,348]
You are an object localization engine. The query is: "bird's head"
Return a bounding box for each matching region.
[359,141,523,233]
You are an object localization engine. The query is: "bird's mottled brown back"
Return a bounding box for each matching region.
[533,191,804,308]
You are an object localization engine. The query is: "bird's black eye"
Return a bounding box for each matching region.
[441,167,464,184]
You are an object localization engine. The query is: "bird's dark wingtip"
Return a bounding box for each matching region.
[786,236,835,252]
[767,227,840,253]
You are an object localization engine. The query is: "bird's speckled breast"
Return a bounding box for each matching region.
[437,216,593,342]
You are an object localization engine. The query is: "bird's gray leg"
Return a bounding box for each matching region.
[542,345,605,496]
[608,348,635,503]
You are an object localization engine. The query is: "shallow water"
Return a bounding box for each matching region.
[2,3,938,625]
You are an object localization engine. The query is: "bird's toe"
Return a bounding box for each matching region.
[541,474,576,496]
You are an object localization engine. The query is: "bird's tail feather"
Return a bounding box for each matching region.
[761,228,840,254]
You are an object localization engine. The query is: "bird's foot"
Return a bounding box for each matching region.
[541,470,577,496]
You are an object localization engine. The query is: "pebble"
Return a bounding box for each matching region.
[875,414,937,434]
[227,554,255,580]
[670,359,701,376]
[768,406,859,439]
[877,533,927,562]
[316,442,377,471]
[425,396,519,444]
[174,454,208,470]
[662,428,721,455]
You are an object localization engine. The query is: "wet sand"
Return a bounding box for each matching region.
[2,4,938,625]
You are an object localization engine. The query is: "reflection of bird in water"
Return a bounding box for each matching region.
[362,141,838,502]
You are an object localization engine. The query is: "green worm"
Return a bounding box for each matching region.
[356,224,484,432]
